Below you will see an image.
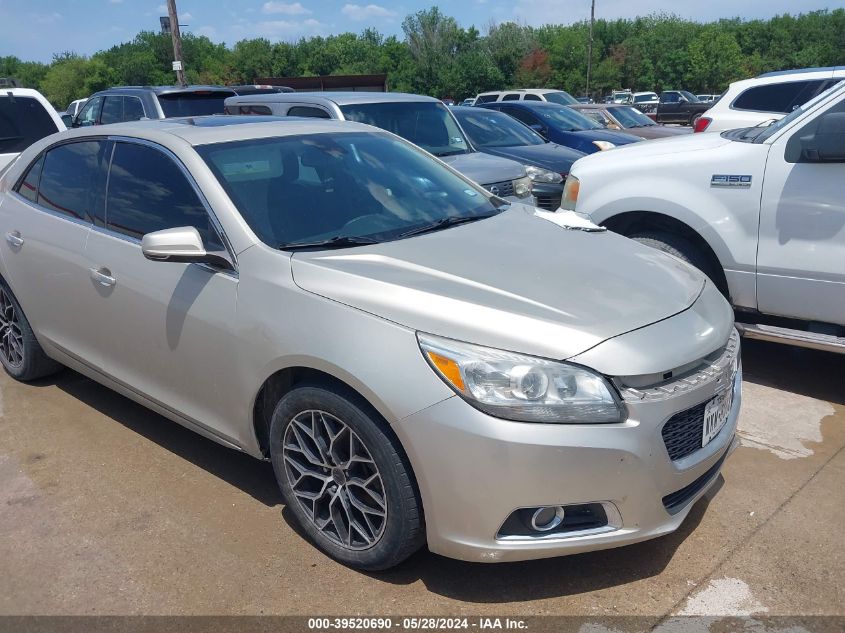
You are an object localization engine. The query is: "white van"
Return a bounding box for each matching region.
[473,88,578,106]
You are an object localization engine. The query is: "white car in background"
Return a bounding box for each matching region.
[65,98,88,118]
[0,88,66,172]
[695,66,844,133]
[473,88,578,105]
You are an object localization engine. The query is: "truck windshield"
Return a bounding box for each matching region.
[680,91,701,103]
[197,131,500,249]
[339,101,470,157]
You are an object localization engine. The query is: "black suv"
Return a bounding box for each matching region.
[72,86,236,127]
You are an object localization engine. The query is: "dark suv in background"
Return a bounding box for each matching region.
[72,85,236,127]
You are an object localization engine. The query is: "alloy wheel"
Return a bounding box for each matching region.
[283,409,387,550]
[0,288,24,369]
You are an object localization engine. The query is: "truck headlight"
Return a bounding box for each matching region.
[418,333,623,424]
[525,165,563,184]
[561,175,579,210]
[513,176,532,198]
[592,140,616,151]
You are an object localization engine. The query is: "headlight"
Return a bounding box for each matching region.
[512,175,532,198]
[525,165,563,184]
[418,333,623,424]
[592,140,616,151]
[561,175,579,210]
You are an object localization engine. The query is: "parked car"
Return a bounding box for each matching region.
[563,80,845,352]
[224,92,533,204]
[473,88,578,105]
[0,88,66,172]
[65,98,88,118]
[451,106,586,210]
[459,98,475,106]
[631,91,659,114]
[0,115,740,569]
[655,91,711,125]
[695,66,844,133]
[611,90,632,104]
[228,84,294,95]
[72,86,237,127]
[477,101,643,154]
[570,104,692,139]
[695,94,719,103]
[576,96,594,104]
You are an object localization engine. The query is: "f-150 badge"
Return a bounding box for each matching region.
[711,174,752,187]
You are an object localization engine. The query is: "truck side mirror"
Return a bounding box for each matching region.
[800,112,845,162]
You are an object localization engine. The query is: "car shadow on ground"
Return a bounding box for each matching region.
[40,360,724,602]
[740,338,845,405]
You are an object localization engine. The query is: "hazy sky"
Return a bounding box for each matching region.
[1,0,843,62]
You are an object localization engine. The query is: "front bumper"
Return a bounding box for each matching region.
[394,356,741,563]
[530,181,564,211]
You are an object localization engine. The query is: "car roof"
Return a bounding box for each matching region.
[225,91,439,106]
[757,66,845,78]
[48,115,376,147]
[94,85,237,96]
[480,100,565,110]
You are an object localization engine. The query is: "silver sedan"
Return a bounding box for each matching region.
[0,116,740,570]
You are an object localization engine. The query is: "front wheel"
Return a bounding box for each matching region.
[269,385,424,570]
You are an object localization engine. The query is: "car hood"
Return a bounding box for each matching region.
[438,151,525,186]
[572,129,643,145]
[479,143,585,174]
[583,131,733,162]
[290,206,706,361]
[629,125,692,139]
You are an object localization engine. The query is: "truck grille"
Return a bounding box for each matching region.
[483,180,514,198]
[535,194,562,210]
[662,401,708,461]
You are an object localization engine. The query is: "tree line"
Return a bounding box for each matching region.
[1,6,843,110]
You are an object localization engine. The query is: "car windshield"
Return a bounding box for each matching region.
[197,131,501,249]
[453,109,545,148]
[158,92,233,117]
[0,96,58,154]
[535,106,603,131]
[339,101,469,157]
[542,91,578,105]
[680,91,701,103]
[751,80,845,144]
[610,106,656,127]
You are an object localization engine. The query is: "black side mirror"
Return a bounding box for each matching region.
[60,113,73,128]
[800,112,845,162]
[529,123,547,138]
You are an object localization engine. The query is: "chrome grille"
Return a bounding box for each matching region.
[483,180,514,198]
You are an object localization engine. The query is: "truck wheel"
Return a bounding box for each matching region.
[689,113,700,126]
[630,231,719,282]
[0,279,62,381]
[269,384,425,571]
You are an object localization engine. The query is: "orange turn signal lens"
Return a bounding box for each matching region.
[426,351,465,392]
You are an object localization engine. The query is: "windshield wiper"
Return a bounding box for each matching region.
[434,149,468,157]
[396,213,499,239]
[280,235,381,251]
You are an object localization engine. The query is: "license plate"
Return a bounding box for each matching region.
[702,389,733,447]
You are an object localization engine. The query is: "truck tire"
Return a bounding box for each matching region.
[630,231,719,283]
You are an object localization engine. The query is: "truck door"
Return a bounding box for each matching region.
[658,92,681,123]
[756,95,845,326]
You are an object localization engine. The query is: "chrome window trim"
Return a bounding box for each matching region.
[7,190,93,230]
[104,135,239,274]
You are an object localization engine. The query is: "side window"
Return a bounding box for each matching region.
[38,141,108,221]
[785,97,845,163]
[501,93,521,101]
[76,97,102,126]
[523,94,542,101]
[123,97,146,120]
[661,92,680,104]
[505,107,538,127]
[106,142,224,250]
[733,81,821,114]
[287,106,331,119]
[100,96,124,124]
[475,95,497,104]
[16,155,44,203]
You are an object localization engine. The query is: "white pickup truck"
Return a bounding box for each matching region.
[562,80,845,353]
[0,88,66,173]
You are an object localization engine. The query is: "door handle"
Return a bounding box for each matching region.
[90,267,116,287]
[5,232,24,248]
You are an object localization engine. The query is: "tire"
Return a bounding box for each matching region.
[689,113,701,127]
[0,279,62,381]
[630,231,719,282]
[269,384,424,571]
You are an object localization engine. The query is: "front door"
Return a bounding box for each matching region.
[83,140,241,442]
[756,95,845,326]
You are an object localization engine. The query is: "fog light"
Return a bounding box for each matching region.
[530,506,566,532]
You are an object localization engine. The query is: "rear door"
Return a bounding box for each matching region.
[0,140,108,359]
[756,94,845,325]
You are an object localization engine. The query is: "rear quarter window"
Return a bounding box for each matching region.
[157,92,233,117]
[0,96,59,154]
[733,80,825,114]
[287,106,331,118]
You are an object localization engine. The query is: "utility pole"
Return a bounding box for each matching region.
[166,0,187,87]
[585,0,595,99]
